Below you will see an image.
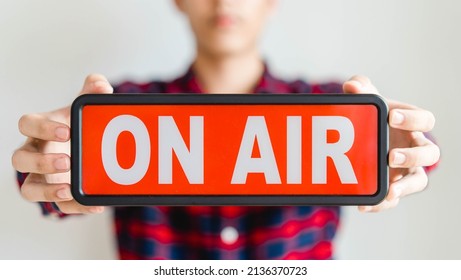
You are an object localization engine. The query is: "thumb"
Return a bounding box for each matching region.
[80,73,113,95]
[342,75,379,95]
[46,74,112,126]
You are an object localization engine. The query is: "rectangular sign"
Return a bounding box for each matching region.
[71,94,388,205]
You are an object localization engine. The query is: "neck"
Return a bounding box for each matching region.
[192,48,264,94]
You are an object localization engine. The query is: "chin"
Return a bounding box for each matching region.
[204,39,251,57]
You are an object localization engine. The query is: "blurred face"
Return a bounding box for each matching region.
[175,0,275,57]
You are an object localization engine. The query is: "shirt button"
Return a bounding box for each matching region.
[220,226,238,245]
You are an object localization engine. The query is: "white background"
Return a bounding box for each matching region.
[0,0,460,259]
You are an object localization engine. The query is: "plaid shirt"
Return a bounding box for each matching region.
[17,65,350,259]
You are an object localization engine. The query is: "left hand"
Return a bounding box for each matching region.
[343,75,440,212]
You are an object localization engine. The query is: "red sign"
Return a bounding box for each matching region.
[71,94,388,205]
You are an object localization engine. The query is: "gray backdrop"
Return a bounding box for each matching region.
[1,0,460,259]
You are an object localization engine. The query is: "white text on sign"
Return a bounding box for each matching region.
[101,115,358,185]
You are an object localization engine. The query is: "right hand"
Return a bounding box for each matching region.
[12,74,113,214]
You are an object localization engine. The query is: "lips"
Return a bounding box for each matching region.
[213,14,237,28]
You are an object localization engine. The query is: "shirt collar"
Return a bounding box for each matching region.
[178,62,279,94]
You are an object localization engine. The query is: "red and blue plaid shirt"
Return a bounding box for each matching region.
[18,65,348,259]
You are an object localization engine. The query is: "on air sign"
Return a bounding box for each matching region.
[71,94,388,205]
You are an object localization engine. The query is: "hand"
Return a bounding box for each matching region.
[12,74,113,214]
[343,75,440,212]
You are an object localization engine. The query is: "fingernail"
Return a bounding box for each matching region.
[54,157,69,170]
[56,188,72,199]
[387,182,403,201]
[393,186,402,199]
[360,206,372,212]
[392,111,405,125]
[349,80,362,89]
[90,206,104,214]
[393,152,406,165]
[93,80,113,92]
[55,127,69,140]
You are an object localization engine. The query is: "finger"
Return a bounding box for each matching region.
[80,73,113,95]
[358,198,400,213]
[16,138,39,153]
[386,167,428,200]
[12,150,70,174]
[386,99,418,110]
[390,142,440,168]
[20,175,73,202]
[55,200,105,214]
[342,75,379,94]
[18,114,70,141]
[389,108,435,132]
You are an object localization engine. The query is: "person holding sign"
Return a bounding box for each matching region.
[12,0,439,259]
